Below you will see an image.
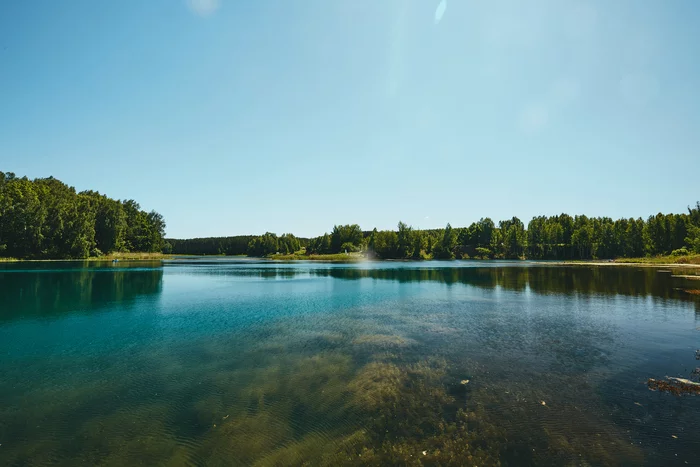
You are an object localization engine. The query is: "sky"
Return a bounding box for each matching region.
[1,0,699,239]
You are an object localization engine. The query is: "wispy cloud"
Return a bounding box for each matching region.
[186,0,220,17]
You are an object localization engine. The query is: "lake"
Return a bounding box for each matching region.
[0,260,698,466]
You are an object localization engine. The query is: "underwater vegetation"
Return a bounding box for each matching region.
[3,262,698,465]
[0,323,647,466]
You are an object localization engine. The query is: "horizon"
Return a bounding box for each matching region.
[2,1,699,238]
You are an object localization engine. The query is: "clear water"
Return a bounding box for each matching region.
[0,259,698,466]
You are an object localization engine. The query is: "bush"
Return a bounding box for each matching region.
[90,248,104,257]
[475,247,492,259]
[340,242,359,253]
[671,247,689,256]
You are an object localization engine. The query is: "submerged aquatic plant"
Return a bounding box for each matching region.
[648,377,700,396]
[0,295,651,466]
[351,334,417,349]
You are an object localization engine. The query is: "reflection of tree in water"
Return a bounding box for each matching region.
[3,264,695,465]
[315,266,699,303]
[0,262,163,321]
[258,268,298,280]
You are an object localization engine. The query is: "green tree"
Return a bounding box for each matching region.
[330,224,363,253]
[247,232,279,256]
[489,228,503,258]
[643,213,667,255]
[671,214,688,251]
[0,173,164,259]
[476,218,494,248]
[81,192,128,253]
[594,220,616,259]
[686,225,700,253]
[572,224,593,259]
[544,220,564,259]
[373,230,398,258]
[411,230,424,259]
[433,223,457,259]
[278,233,301,254]
[123,200,147,252]
[0,177,45,258]
[527,216,546,259]
[63,194,96,258]
[622,218,645,257]
[500,217,526,259]
[685,202,700,253]
[396,221,414,258]
[367,228,377,254]
[145,210,166,252]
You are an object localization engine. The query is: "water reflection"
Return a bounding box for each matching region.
[168,261,700,306]
[0,261,698,465]
[0,261,163,321]
[316,265,697,299]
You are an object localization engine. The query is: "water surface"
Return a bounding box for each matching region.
[1,260,699,466]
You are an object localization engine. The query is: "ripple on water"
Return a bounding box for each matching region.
[2,262,700,465]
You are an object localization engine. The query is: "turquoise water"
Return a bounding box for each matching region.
[0,259,699,466]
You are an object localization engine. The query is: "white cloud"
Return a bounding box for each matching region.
[186,0,220,17]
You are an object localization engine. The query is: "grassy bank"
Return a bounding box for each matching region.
[613,254,700,265]
[559,256,700,269]
[269,252,366,261]
[0,252,176,262]
[92,252,176,261]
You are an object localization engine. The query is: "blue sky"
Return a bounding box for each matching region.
[1,0,698,238]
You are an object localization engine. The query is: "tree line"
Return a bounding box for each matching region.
[167,236,255,256]
[8,171,693,262]
[0,172,166,259]
[240,202,700,260]
[166,234,311,256]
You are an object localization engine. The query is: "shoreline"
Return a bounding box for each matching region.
[2,255,700,270]
[0,253,178,263]
[558,261,700,269]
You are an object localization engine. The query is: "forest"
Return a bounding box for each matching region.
[238,203,700,260]
[0,172,166,259]
[167,236,255,256]
[3,170,699,262]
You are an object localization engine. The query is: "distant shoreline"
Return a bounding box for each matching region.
[2,254,700,270]
[267,255,700,269]
[557,261,700,269]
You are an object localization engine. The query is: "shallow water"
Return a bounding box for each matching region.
[0,259,698,466]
